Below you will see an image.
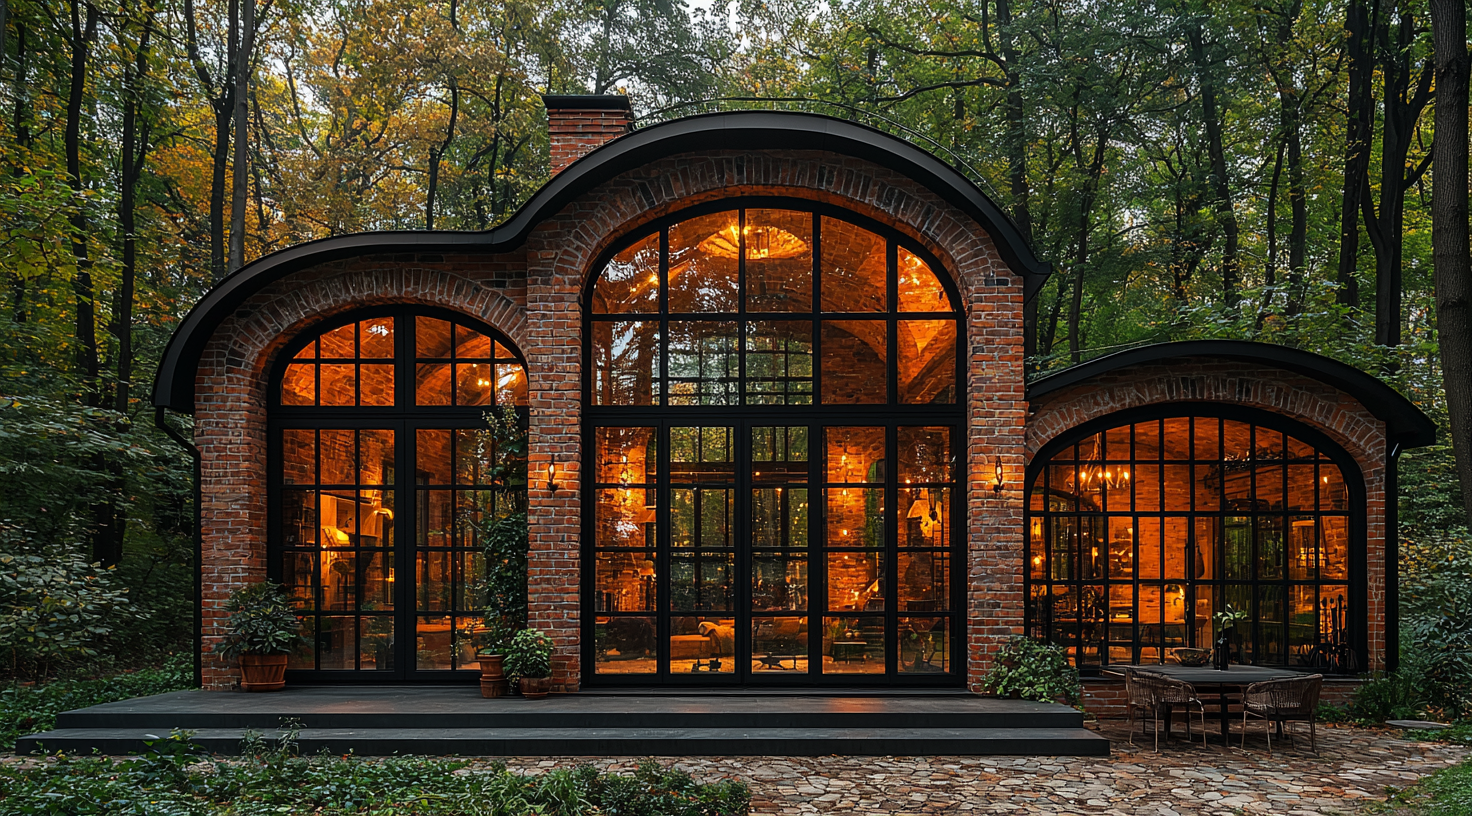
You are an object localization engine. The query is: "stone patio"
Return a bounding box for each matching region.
[477,723,1467,815]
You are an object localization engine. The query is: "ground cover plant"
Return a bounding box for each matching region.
[0,652,191,750]
[1377,757,1472,816]
[0,729,751,816]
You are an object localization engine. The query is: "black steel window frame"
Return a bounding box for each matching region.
[267,304,528,684]
[582,197,965,687]
[1023,403,1368,677]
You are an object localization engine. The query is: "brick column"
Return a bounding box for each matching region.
[543,95,633,176]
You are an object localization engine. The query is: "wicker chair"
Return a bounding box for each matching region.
[1242,673,1323,753]
[1126,670,1207,750]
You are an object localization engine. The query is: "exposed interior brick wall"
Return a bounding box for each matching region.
[546,97,633,176]
[1026,359,1391,672]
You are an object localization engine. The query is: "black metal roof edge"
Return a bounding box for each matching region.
[153,109,1049,413]
[1026,340,1437,448]
[541,94,633,111]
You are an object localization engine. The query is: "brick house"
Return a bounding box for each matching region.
[153,96,1433,701]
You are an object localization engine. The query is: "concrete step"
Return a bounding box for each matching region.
[16,726,1110,757]
[55,690,1085,731]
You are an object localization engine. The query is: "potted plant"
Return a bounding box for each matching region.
[505,628,555,698]
[220,582,303,692]
[1213,604,1250,670]
[978,636,1082,706]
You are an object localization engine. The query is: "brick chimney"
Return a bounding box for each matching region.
[543,95,634,176]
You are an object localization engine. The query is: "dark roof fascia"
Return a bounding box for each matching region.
[1026,340,1437,449]
[541,94,633,111]
[153,110,1051,413]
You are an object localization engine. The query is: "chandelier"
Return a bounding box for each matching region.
[698,223,808,260]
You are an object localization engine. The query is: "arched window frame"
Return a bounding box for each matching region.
[1024,403,1368,675]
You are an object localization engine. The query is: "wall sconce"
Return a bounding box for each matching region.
[992,456,1005,495]
[547,461,561,492]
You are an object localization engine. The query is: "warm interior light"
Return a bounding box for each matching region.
[698,222,808,260]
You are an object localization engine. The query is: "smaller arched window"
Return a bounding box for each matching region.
[277,313,527,409]
[1026,413,1359,673]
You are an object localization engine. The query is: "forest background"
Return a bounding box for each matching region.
[0,0,1468,699]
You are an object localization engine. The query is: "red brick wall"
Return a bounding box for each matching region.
[1025,359,1391,672]
[547,106,632,176]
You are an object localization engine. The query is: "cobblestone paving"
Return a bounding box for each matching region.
[488,724,1468,816]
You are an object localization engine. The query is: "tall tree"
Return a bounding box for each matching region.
[1183,11,1243,308]
[1336,0,1376,310]
[227,0,256,272]
[1429,0,1472,520]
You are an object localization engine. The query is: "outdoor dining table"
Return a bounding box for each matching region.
[1103,663,1306,743]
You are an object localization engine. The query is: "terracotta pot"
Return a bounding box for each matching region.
[239,654,288,692]
[519,675,552,699]
[478,654,509,698]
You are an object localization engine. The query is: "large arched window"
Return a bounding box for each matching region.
[584,200,964,686]
[1026,409,1362,673]
[270,307,527,681]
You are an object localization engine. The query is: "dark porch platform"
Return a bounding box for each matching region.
[17,687,1108,757]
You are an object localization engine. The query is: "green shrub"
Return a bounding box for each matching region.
[505,627,554,681]
[219,582,303,659]
[1400,528,1472,721]
[0,652,192,749]
[979,635,1082,706]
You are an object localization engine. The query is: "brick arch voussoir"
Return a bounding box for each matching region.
[543,156,1008,307]
[1026,375,1382,473]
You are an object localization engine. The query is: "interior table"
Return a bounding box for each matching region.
[1104,664,1305,743]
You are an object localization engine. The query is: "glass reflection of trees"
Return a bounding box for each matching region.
[1026,416,1356,672]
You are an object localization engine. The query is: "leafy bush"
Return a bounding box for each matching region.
[0,652,192,749]
[1349,667,1431,724]
[505,627,555,681]
[0,521,131,680]
[219,582,303,659]
[1380,757,1472,816]
[1399,527,1472,721]
[979,635,1081,706]
[2,734,751,815]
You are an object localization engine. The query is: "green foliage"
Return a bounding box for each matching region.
[1350,666,1432,724]
[0,652,192,750]
[1213,603,1250,633]
[504,627,555,681]
[1,737,750,815]
[219,582,303,659]
[0,522,131,679]
[1399,528,1472,721]
[1377,757,1472,816]
[979,636,1082,706]
[476,406,529,653]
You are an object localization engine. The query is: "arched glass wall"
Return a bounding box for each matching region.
[270,308,527,681]
[1026,412,1361,673]
[585,201,964,685]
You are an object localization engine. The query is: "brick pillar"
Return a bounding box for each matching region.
[543,95,633,176]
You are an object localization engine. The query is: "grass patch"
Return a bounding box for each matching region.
[0,653,192,750]
[0,730,750,815]
[1377,757,1472,815]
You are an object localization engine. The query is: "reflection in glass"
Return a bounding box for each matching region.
[669,212,739,313]
[897,248,950,312]
[745,209,812,312]
[752,617,808,673]
[670,616,736,673]
[596,616,656,674]
[898,617,948,673]
[744,321,813,405]
[820,217,886,312]
[668,321,738,405]
[591,321,660,406]
[821,320,887,404]
[593,234,660,314]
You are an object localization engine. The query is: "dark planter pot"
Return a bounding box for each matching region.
[519,676,552,699]
[478,654,509,698]
[239,654,288,692]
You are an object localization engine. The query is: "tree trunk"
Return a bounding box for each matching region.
[1186,22,1241,307]
[65,0,99,400]
[228,0,255,273]
[1429,0,1472,521]
[1336,0,1376,309]
[426,81,459,230]
[996,0,1036,360]
[1275,0,1308,316]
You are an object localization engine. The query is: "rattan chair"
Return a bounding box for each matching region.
[1242,673,1323,753]
[1126,669,1207,750]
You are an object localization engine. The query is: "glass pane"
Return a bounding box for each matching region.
[320,430,354,485]
[1162,418,1191,459]
[1224,517,1252,579]
[282,490,318,547]
[826,488,884,548]
[1256,463,1285,510]
[751,425,808,476]
[359,430,394,485]
[455,363,493,405]
[1289,585,1317,664]
[319,364,356,406]
[669,211,739,312]
[594,551,657,612]
[591,321,660,406]
[900,488,949,548]
[752,487,808,549]
[1163,518,1189,579]
[281,550,316,610]
[496,363,528,406]
[899,426,952,483]
[670,552,734,611]
[898,550,948,611]
[669,426,733,469]
[668,321,738,406]
[416,317,453,357]
[1137,517,1161,579]
[596,488,655,548]
[896,248,949,312]
[899,617,949,673]
[417,550,452,612]
[826,426,885,483]
[752,617,808,673]
[595,616,656,673]
[319,616,354,670]
[281,364,316,405]
[744,320,813,405]
[419,490,451,548]
[594,233,660,314]
[669,616,736,673]
[1290,517,1317,579]
[320,324,355,358]
[670,488,734,548]
[820,217,886,312]
[821,320,887,404]
[1107,517,1134,578]
[288,617,315,669]
[357,548,394,610]
[745,209,813,312]
[415,363,452,406]
[1321,464,1348,510]
[1192,417,1220,460]
[416,430,452,484]
[1194,517,1217,579]
[897,320,956,404]
[360,364,394,406]
[416,616,454,670]
[752,552,808,611]
[1321,516,1349,579]
[1257,585,1284,663]
[360,317,394,358]
[455,324,492,358]
[594,427,658,484]
[1258,516,1284,580]
[282,430,316,484]
[827,550,884,611]
[294,340,317,360]
[1164,465,1190,512]
[822,616,885,674]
